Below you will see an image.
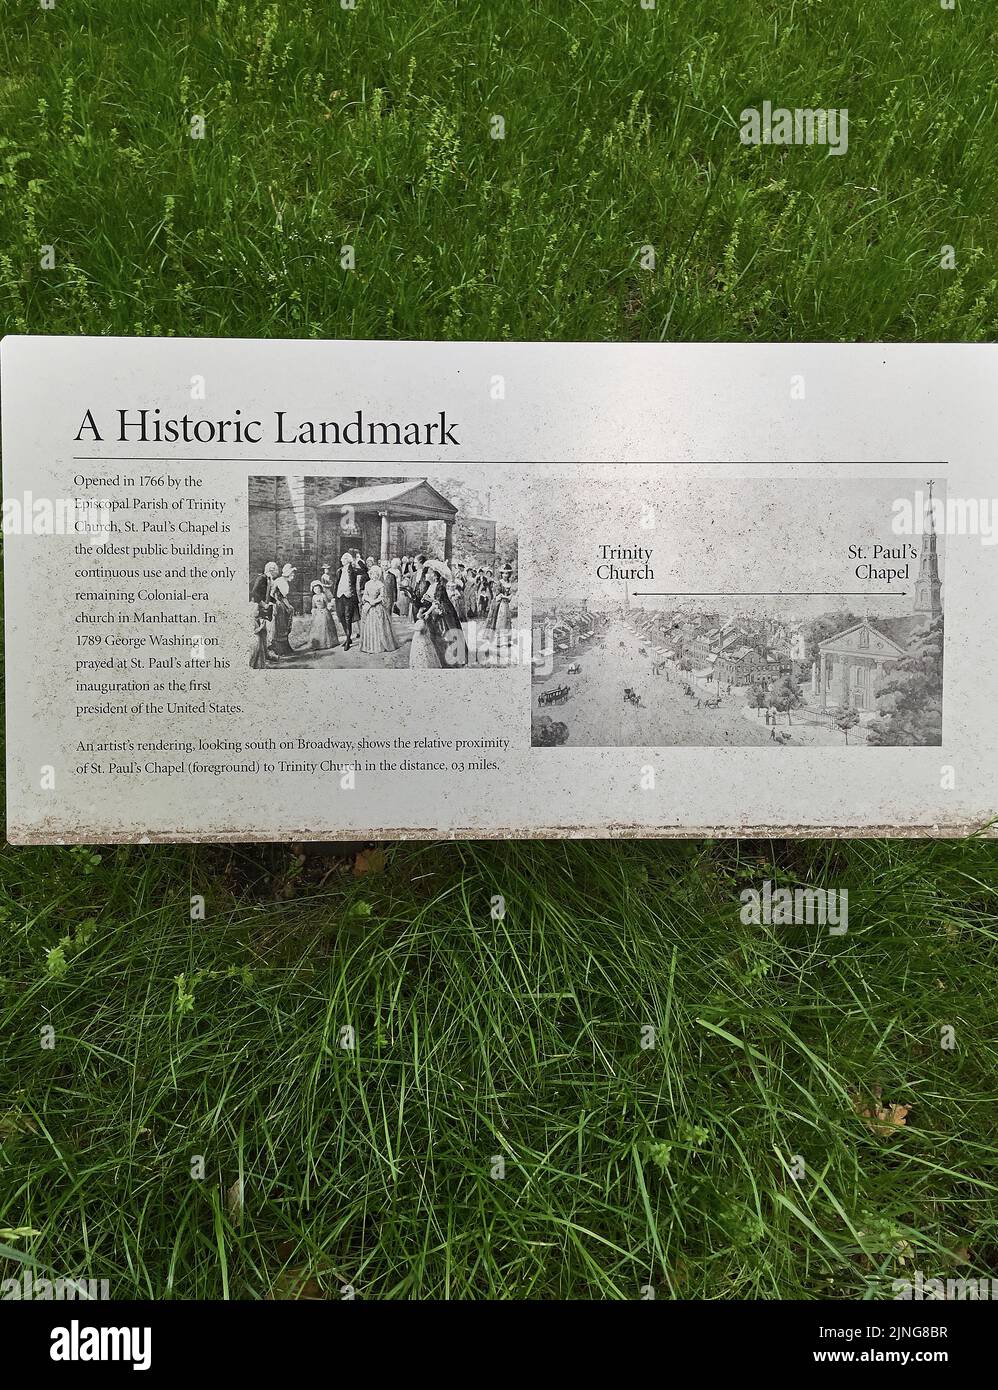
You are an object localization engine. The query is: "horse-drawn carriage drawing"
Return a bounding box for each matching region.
[532,715,569,747]
[703,695,722,709]
[623,687,643,708]
[538,685,570,706]
[567,662,581,674]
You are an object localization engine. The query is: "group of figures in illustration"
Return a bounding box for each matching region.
[247,472,519,671]
[249,552,515,670]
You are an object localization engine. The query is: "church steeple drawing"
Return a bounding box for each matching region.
[913,479,943,617]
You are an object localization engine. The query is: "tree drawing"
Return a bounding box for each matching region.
[866,616,944,746]
[768,672,805,726]
[749,682,769,717]
[835,701,861,744]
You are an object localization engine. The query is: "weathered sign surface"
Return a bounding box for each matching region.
[2,336,995,840]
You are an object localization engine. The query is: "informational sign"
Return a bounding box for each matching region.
[2,336,995,840]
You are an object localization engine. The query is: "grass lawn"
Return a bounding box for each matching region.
[2,0,996,342]
[1,0,997,1300]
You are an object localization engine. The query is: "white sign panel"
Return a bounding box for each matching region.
[2,336,995,840]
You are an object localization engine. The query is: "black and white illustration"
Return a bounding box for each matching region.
[532,476,945,748]
[248,471,519,670]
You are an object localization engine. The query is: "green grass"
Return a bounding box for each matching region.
[1,0,997,1300]
[1,839,996,1299]
[1,0,996,341]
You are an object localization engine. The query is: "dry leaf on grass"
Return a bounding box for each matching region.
[226,1177,244,1224]
[268,1242,326,1299]
[0,1112,37,1139]
[266,1267,324,1300]
[353,847,386,876]
[854,1085,911,1136]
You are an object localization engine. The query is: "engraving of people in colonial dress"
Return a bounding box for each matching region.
[416,560,468,667]
[360,565,400,655]
[483,564,514,640]
[268,563,297,657]
[451,563,468,623]
[335,553,360,650]
[308,579,340,651]
[384,558,401,616]
[247,471,520,671]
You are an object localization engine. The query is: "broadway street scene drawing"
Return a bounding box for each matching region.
[531,474,945,748]
[248,471,519,670]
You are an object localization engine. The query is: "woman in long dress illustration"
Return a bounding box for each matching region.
[359,565,400,654]
[308,579,340,651]
[421,562,468,667]
[451,565,468,622]
[256,561,279,660]
[408,580,444,668]
[483,566,514,640]
[269,564,297,657]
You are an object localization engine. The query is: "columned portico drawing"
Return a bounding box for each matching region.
[817,622,911,711]
[316,479,459,564]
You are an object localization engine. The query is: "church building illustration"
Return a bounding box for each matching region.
[817,482,944,714]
